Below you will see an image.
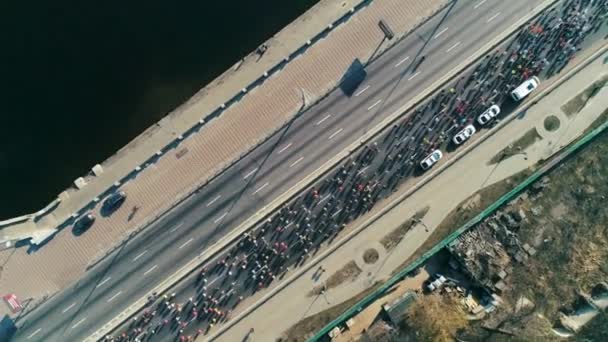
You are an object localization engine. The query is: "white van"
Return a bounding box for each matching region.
[511,76,540,101]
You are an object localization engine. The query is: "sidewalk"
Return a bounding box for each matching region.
[211,48,608,342]
[0,0,449,317]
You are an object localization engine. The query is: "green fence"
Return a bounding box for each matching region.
[308,118,608,341]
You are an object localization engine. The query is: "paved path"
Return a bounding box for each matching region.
[0,0,447,315]
[214,46,608,342]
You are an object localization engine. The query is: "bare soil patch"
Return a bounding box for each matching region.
[380,206,430,250]
[489,128,542,164]
[308,260,362,296]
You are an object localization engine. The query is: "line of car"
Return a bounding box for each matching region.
[419,76,539,170]
[73,191,127,235]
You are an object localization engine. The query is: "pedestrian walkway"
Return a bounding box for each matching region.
[0,0,449,317]
[210,46,608,342]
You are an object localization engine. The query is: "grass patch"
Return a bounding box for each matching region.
[561,75,608,116]
[281,283,381,342]
[380,206,430,250]
[308,261,362,297]
[391,167,533,275]
[489,128,542,164]
[543,115,561,132]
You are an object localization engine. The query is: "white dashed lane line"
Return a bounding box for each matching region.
[169,223,183,232]
[243,168,258,179]
[367,100,382,111]
[408,71,421,81]
[474,0,487,9]
[179,238,193,250]
[214,212,228,223]
[95,277,111,288]
[278,143,292,154]
[354,85,370,97]
[27,328,41,339]
[206,195,222,207]
[143,265,158,276]
[487,12,501,23]
[72,318,86,330]
[253,182,269,195]
[316,114,331,126]
[107,291,122,303]
[446,41,461,53]
[133,250,147,262]
[394,56,410,67]
[433,27,448,39]
[62,302,76,314]
[290,157,304,168]
[328,128,344,140]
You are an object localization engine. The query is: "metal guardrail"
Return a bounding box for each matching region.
[307,98,608,342]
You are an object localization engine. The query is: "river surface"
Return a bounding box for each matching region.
[0,0,319,219]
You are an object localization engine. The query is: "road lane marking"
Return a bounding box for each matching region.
[72,318,86,329]
[290,157,304,168]
[395,56,410,67]
[433,27,448,39]
[285,222,293,228]
[253,182,269,195]
[27,328,41,339]
[214,212,228,223]
[367,100,382,111]
[357,166,369,175]
[354,85,370,97]
[408,71,421,81]
[319,194,331,203]
[329,128,344,140]
[107,291,122,303]
[446,41,461,53]
[243,168,258,179]
[474,0,487,9]
[62,302,76,313]
[96,277,111,288]
[144,265,158,276]
[169,223,183,232]
[316,114,331,125]
[487,12,501,23]
[133,250,148,262]
[278,143,292,154]
[179,238,193,249]
[332,209,342,217]
[206,195,222,207]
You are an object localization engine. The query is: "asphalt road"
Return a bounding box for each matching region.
[12,0,547,340]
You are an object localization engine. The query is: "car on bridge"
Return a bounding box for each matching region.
[511,76,540,101]
[73,213,96,235]
[452,124,476,145]
[103,191,127,212]
[420,149,443,170]
[477,105,501,125]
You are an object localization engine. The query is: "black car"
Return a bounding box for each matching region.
[104,191,127,211]
[73,213,96,235]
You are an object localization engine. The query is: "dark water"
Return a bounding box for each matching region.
[0,0,319,219]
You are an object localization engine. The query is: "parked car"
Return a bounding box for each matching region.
[73,213,96,234]
[511,76,540,101]
[104,191,127,211]
[477,105,501,125]
[420,149,443,170]
[452,124,476,145]
[425,274,447,292]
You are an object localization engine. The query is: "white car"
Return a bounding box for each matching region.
[420,149,443,170]
[477,105,501,125]
[511,76,540,101]
[452,124,476,145]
